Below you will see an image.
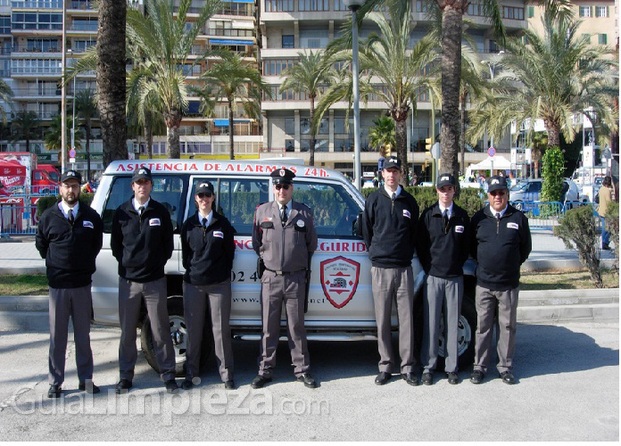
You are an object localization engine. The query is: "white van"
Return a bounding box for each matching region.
[90,159,477,375]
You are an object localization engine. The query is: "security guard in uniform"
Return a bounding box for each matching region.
[36,170,103,398]
[251,168,318,388]
[111,167,179,394]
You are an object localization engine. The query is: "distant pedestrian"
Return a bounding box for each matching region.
[36,170,103,398]
[251,168,318,389]
[362,157,420,386]
[111,167,178,394]
[469,175,532,385]
[180,181,236,390]
[597,176,613,250]
[417,173,470,385]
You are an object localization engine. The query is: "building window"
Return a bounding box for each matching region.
[579,6,591,17]
[595,6,608,17]
[285,139,294,152]
[598,34,607,45]
[265,0,294,12]
[282,35,294,49]
[262,58,296,75]
[298,0,330,12]
[285,118,295,134]
[333,0,347,11]
[502,6,524,20]
[582,33,591,44]
[527,6,534,18]
[466,1,486,17]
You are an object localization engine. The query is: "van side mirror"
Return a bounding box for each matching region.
[354,211,363,238]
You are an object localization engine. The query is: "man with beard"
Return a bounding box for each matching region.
[36,170,103,398]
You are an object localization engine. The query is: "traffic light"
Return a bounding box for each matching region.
[425,138,432,151]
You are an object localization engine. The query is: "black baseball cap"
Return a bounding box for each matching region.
[60,170,82,184]
[437,173,456,188]
[132,167,153,183]
[488,175,508,193]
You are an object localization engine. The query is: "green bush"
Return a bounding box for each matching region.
[541,146,565,202]
[605,201,619,271]
[554,206,603,287]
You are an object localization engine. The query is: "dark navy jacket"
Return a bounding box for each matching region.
[181,210,235,286]
[417,202,470,278]
[470,204,532,290]
[362,187,419,268]
[111,198,174,283]
[36,202,103,289]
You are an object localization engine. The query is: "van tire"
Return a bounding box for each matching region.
[140,297,213,377]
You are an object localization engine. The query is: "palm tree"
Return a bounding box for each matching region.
[280,51,333,166]
[97,0,127,165]
[467,5,618,153]
[126,0,221,158]
[320,3,439,180]
[367,115,396,159]
[0,79,13,124]
[74,89,98,182]
[197,50,271,160]
[11,111,40,153]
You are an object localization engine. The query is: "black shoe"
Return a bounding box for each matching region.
[224,380,236,390]
[48,384,61,399]
[375,372,391,385]
[421,372,433,386]
[499,371,516,385]
[115,379,133,394]
[447,372,459,385]
[251,375,272,389]
[401,373,419,386]
[79,381,101,394]
[181,379,193,390]
[165,379,179,394]
[470,370,484,384]
[296,373,317,389]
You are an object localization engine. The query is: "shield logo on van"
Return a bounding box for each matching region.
[320,256,360,309]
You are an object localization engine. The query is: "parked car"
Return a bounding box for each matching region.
[509,178,582,212]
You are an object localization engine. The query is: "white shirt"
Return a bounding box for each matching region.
[133,198,150,213]
[198,210,213,227]
[59,201,79,220]
[384,185,402,198]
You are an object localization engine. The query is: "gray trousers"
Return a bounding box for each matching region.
[258,270,310,377]
[422,275,463,373]
[473,285,519,374]
[48,285,94,386]
[371,266,415,374]
[118,277,176,382]
[183,280,234,382]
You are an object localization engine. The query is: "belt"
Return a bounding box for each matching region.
[264,268,306,276]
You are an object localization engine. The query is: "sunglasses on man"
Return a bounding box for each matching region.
[275,184,290,190]
[197,192,213,198]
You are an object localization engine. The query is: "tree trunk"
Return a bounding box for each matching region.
[85,123,91,182]
[97,0,127,167]
[439,3,464,179]
[459,92,467,176]
[165,111,182,158]
[309,95,316,166]
[228,100,235,160]
[395,115,408,184]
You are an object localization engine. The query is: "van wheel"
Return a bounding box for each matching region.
[140,297,213,377]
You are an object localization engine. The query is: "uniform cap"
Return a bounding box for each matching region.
[383,157,401,170]
[270,168,296,185]
[60,170,82,184]
[437,173,456,188]
[195,181,214,195]
[132,167,152,183]
[487,175,508,193]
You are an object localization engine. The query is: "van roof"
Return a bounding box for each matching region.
[103,159,348,182]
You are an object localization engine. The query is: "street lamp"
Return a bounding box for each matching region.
[345,0,364,190]
[481,51,504,150]
[60,0,67,172]
[69,49,76,170]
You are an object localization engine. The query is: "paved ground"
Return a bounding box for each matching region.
[0,322,617,441]
[0,230,616,274]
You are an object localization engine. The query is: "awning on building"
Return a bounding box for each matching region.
[209,39,254,46]
[214,118,252,127]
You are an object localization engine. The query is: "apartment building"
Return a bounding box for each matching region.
[0,0,261,177]
[258,0,528,177]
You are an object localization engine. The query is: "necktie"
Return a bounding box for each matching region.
[139,206,145,217]
[443,209,449,233]
[68,209,74,225]
[281,206,288,226]
[495,212,501,220]
[202,217,207,228]
[391,192,396,201]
